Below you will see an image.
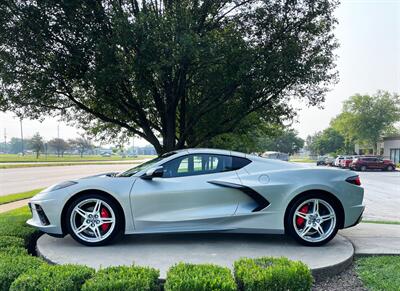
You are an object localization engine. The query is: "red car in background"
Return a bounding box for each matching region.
[339,156,356,168]
[350,156,396,171]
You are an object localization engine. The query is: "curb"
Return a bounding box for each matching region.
[36,234,355,282]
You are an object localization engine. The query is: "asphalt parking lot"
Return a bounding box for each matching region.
[1,162,399,221]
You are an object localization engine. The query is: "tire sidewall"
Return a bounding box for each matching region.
[285,193,339,246]
[65,193,124,246]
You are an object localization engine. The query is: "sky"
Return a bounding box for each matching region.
[1,0,399,147]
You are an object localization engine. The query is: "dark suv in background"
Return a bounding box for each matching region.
[350,156,396,171]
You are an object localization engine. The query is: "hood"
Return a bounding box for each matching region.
[80,172,119,179]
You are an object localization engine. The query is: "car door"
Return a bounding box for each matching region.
[130,154,247,232]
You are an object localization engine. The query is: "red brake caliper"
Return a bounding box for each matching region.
[296,205,309,227]
[100,207,111,232]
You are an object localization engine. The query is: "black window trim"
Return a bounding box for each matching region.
[159,153,251,178]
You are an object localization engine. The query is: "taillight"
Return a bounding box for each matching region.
[346,176,361,186]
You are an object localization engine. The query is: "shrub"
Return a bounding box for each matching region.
[164,263,236,291]
[0,207,40,246]
[0,235,25,249]
[11,264,95,291]
[234,257,313,291]
[82,265,160,291]
[0,252,44,290]
[0,246,28,256]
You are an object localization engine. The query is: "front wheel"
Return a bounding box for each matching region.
[65,194,124,246]
[285,195,339,246]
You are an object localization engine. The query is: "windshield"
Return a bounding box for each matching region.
[117,152,176,177]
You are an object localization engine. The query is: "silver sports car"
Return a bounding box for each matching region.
[27,148,364,247]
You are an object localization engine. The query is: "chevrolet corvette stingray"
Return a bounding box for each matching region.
[27,148,364,246]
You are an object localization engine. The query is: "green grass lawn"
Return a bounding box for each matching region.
[0,161,143,169]
[356,256,400,291]
[289,158,315,163]
[0,189,44,205]
[0,154,154,163]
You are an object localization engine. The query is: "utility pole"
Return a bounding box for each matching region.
[57,123,60,139]
[20,118,24,155]
[3,128,6,154]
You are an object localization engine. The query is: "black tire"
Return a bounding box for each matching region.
[386,165,394,171]
[65,193,124,246]
[360,165,367,171]
[285,193,340,246]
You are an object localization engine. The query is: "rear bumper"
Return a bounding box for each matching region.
[343,205,365,228]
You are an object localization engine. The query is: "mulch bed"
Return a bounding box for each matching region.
[313,263,367,291]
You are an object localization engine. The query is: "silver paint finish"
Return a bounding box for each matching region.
[27,148,364,241]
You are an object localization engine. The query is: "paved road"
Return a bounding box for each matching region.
[0,162,399,220]
[0,164,134,196]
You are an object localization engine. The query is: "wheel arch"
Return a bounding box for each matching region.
[61,189,126,235]
[283,189,345,231]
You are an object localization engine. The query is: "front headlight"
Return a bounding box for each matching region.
[45,181,78,192]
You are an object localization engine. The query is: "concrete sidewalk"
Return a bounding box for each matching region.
[340,223,400,255]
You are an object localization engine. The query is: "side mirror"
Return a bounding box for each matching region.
[141,166,164,180]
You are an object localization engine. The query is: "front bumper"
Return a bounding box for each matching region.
[27,199,63,235]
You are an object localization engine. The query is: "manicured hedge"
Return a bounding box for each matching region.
[0,207,40,246]
[11,264,95,291]
[234,257,313,291]
[164,263,237,291]
[0,252,44,290]
[0,235,25,249]
[82,265,160,291]
[0,245,28,256]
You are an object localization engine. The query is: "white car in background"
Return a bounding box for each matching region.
[334,156,344,167]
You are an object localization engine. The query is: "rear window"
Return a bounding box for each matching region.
[231,156,252,170]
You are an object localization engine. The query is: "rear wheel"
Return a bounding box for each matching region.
[360,165,367,171]
[285,194,339,246]
[386,165,394,171]
[65,193,124,246]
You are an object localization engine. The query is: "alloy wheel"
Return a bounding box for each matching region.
[292,198,336,243]
[70,198,116,243]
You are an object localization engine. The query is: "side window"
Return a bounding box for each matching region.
[162,154,251,178]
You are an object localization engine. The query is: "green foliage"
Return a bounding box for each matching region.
[0,235,27,255]
[306,127,349,155]
[11,264,95,291]
[356,256,400,291]
[30,133,44,158]
[0,252,44,290]
[0,206,39,246]
[0,188,44,205]
[0,235,25,249]
[258,128,304,155]
[0,0,339,153]
[332,91,400,154]
[0,246,28,256]
[164,263,237,291]
[82,265,159,291]
[234,257,313,291]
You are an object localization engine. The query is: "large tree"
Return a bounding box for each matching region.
[0,0,338,153]
[48,138,70,157]
[306,127,347,155]
[69,137,93,157]
[30,133,44,158]
[332,91,400,154]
